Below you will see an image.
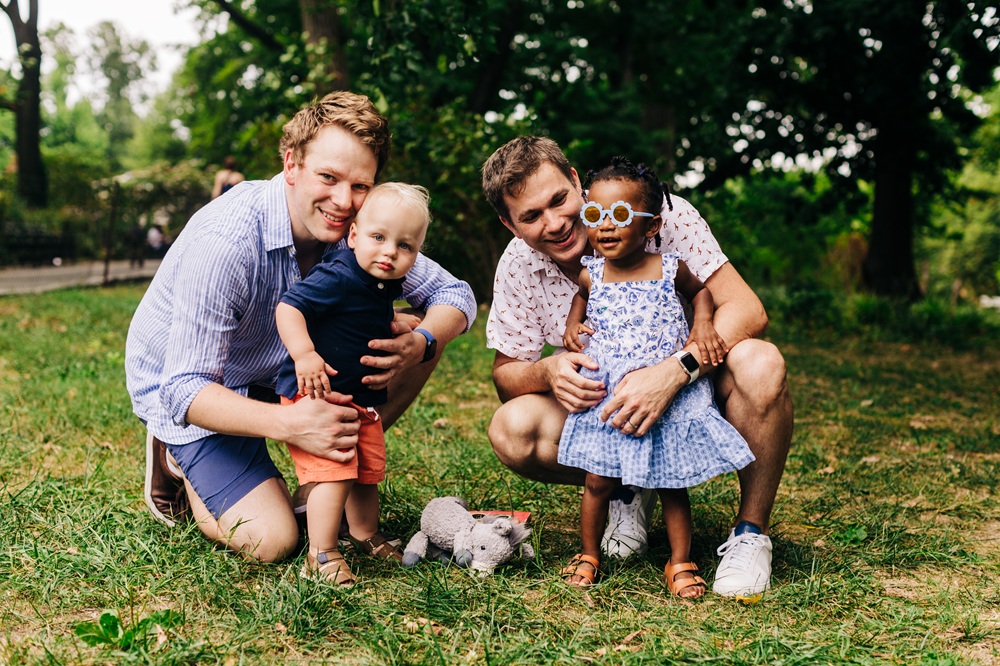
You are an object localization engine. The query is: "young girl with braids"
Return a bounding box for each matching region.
[557,157,755,598]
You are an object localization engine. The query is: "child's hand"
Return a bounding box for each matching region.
[686,321,729,367]
[295,351,337,398]
[563,323,594,353]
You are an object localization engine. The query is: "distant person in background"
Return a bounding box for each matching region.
[146,223,169,258]
[212,156,246,199]
[127,223,146,269]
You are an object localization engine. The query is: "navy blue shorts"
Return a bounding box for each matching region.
[164,433,283,519]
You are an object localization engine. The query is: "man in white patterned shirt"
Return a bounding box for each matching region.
[127,92,476,563]
[481,136,792,600]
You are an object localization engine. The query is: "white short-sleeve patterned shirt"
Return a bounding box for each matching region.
[486,194,727,362]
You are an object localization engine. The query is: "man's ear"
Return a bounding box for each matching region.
[570,166,582,193]
[500,216,522,239]
[282,149,297,186]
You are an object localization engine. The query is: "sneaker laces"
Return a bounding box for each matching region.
[608,496,641,531]
[716,532,767,568]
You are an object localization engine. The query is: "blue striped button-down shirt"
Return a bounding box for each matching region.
[125,173,476,444]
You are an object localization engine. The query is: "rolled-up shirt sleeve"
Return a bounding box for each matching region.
[159,232,250,427]
[401,252,477,331]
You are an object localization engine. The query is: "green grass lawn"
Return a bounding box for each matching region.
[1,285,998,665]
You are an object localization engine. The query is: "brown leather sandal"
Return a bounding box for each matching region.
[348,532,404,563]
[663,561,707,598]
[301,549,355,586]
[560,553,600,587]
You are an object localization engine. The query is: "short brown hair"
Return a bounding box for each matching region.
[280,91,392,177]
[481,136,574,222]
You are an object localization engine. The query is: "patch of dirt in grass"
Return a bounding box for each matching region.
[879,565,996,602]
[946,607,1000,666]
[964,520,1000,557]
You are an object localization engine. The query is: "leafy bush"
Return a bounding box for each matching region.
[762,286,1000,349]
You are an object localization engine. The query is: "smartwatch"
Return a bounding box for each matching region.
[414,328,437,363]
[671,350,700,384]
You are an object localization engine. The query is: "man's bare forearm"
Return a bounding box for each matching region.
[186,382,291,442]
[703,263,768,350]
[492,353,556,403]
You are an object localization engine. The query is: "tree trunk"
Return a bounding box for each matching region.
[299,0,350,91]
[861,3,923,300]
[468,0,522,116]
[863,120,920,299]
[3,0,47,207]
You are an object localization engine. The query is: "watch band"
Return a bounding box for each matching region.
[671,350,700,384]
[414,328,437,363]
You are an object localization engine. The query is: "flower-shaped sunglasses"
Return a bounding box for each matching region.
[580,200,655,228]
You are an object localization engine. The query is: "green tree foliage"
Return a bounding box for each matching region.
[85,21,156,170]
[24,0,991,300]
[729,0,999,299]
[923,85,1000,300]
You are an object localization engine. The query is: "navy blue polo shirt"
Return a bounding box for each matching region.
[276,248,404,406]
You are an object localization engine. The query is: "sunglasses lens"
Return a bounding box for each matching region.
[612,205,631,224]
[583,205,602,225]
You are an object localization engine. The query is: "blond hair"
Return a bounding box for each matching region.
[356,182,431,236]
[280,91,392,176]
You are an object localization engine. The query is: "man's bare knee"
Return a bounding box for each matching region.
[246,528,298,563]
[725,340,788,409]
[228,521,299,563]
[488,405,528,470]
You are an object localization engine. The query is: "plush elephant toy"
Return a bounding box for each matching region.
[402,496,534,574]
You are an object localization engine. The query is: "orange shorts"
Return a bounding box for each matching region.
[281,395,386,485]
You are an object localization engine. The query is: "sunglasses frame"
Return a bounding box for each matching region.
[580,200,655,228]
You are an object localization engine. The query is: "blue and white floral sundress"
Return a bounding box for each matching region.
[557,253,754,489]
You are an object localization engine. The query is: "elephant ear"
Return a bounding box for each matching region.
[507,521,532,546]
[491,518,513,537]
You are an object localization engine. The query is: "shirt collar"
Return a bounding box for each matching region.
[519,238,581,280]
[328,248,405,294]
[263,173,294,253]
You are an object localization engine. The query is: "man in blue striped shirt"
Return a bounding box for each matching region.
[125,92,476,563]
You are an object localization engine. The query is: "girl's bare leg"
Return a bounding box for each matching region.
[658,488,705,598]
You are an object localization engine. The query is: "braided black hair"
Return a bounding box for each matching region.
[584,156,673,248]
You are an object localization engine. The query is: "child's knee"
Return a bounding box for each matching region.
[584,473,618,500]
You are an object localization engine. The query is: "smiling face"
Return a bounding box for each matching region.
[283,124,378,250]
[500,162,590,275]
[348,188,428,280]
[585,179,661,265]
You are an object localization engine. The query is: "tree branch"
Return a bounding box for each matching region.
[207,0,284,54]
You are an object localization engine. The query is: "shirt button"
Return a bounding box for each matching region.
[377,282,384,289]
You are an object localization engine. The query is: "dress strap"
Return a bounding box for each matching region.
[660,252,679,287]
[581,254,605,284]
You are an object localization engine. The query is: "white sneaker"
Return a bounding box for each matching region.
[601,486,657,558]
[712,529,773,600]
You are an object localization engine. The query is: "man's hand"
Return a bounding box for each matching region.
[284,391,360,462]
[547,352,607,413]
[360,317,424,390]
[600,360,688,437]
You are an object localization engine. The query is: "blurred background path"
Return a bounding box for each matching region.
[0,259,161,296]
